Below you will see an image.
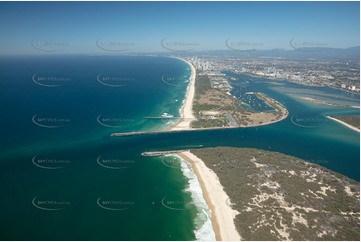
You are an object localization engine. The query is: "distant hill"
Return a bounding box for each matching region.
[158,46,360,61]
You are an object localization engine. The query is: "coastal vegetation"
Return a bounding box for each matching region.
[330,116,360,129]
[190,73,288,128]
[190,147,360,240]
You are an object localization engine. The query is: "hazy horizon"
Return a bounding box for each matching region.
[0,1,359,55]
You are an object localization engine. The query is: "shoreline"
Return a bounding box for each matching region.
[326,116,360,133]
[185,147,360,240]
[235,71,360,96]
[295,96,360,109]
[167,57,288,131]
[111,109,289,137]
[178,151,242,241]
[112,57,286,239]
[167,57,196,131]
[111,117,288,137]
[111,56,289,137]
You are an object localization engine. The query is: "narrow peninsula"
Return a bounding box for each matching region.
[112,58,289,137]
[326,115,360,132]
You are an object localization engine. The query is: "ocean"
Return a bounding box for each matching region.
[0,55,359,240]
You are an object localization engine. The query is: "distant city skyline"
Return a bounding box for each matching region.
[0,1,359,55]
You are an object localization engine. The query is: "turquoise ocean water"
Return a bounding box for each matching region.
[0,55,359,240]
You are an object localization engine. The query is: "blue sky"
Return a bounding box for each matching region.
[0,1,359,55]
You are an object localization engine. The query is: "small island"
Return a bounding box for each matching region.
[179,147,360,241]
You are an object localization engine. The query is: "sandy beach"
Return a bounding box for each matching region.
[179,151,242,241]
[173,61,242,240]
[298,96,339,106]
[167,58,288,131]
[296,96,360,109]
[169,58,196,131]
[326,116,360,132]
[113,57,288,137]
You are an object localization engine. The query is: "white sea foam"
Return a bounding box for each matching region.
[161,112,174,118]
[177,155,216,241]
